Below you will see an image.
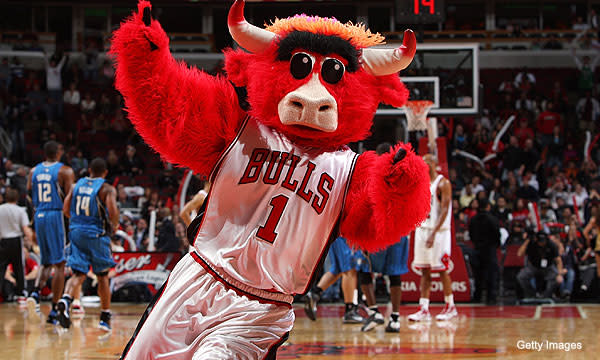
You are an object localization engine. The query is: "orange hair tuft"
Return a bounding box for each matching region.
[266,14,385,49]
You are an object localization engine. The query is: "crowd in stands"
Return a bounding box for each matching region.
[441,45,600,301]
[3,28,600,303]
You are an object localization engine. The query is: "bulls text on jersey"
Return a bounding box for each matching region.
[238,148,334,215]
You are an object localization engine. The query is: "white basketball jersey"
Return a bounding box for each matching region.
[421,174,451,230]
[193,117,358,295]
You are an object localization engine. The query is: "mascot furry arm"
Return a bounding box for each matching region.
[111,0,430,252]
[110,1,245,177]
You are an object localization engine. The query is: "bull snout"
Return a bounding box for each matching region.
[278,74,338,132]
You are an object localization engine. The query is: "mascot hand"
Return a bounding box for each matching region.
[140,3,159,51]
[385,144,429,192]
[111,1,168,57]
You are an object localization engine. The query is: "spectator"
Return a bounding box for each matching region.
[9,166,28,205]
[70,150,88,177]
[3,248,39,300]
[514,67,536,89]
[80,92,96,114]
[459,184,476,209]
[156,208,178,252]
[141,191,162,222]
[63,82,80,105]
[105,149,121,183]
[0,188,33,302]
[117,187,136,209]
[514,118,535,147]
[539,199,558,225]
[517,232,564,299]
[44,53,68,123]
[576,91,600,131]
[521,138,540,172]
[558,229,579,299]
[134,218,149,251]
[568,182,588,218]
[501,136,522,178]
[536,102,562,146]
[453,124,468,150]
[121,145,144,177]
[100,59,115,85]
[469,199,500,304]
[546,125,565,169]
[493,195,510,223]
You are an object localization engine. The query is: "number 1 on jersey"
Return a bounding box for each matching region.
[256,195,288,243]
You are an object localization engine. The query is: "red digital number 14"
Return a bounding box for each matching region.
[414,0,435,15]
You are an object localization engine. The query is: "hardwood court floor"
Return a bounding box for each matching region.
[1,302,599,359]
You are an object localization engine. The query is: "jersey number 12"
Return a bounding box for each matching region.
[37,183,52,202]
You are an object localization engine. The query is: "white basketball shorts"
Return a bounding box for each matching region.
[122,252,295,360]
[413,228,451,272]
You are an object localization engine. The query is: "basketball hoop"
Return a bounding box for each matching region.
[404,100,434,131]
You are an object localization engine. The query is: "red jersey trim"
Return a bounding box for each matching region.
[209,115,249,183]
[190,251,293,308]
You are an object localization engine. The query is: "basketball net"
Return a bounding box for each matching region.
[404,100,437,155]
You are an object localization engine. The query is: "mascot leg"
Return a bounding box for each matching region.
[121,254,294,359]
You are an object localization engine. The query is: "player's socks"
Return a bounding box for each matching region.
[99,310,112,332]
[385,312,401,333]
[344,303,354,313]
[419,298,430,311]
[314,286,324,297]
[367,305,379,316]
[444,294,454,306]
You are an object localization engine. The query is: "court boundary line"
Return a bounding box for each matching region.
[533,306,541,319]
[577,305,588,319]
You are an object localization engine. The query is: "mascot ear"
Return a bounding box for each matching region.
[224,49,252,87]
[375,74,410,108]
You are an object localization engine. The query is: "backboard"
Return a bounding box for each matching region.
[376,43,479,116]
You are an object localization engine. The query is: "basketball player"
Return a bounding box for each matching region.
[303,236,364,323]
[27,141,75,324]
[359,238,409,333]
[180,180,210,226]
[359,143,411,333]
[56,158,119,331]
[408,154,457,321]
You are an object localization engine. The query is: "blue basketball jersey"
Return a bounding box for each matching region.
[69,177,108,234]
[32,162,64,211]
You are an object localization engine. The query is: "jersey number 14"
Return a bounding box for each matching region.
[75,195,91,216]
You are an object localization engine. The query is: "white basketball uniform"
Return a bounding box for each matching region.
[413,174,452,272]
[123,117,357,360]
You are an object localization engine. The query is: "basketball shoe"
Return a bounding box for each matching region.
[303,290,320,321]
[26,291,41,316]
[361,311,384,332]
[56,298,71,329]
[408,307,431,322]
[435,303,458,321]
[99,311,112,332]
